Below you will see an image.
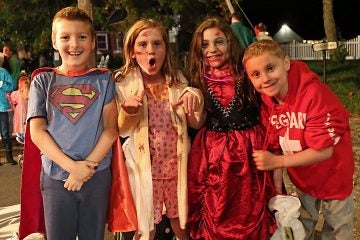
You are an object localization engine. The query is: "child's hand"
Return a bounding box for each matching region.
[68,160,98,182]
[121,90,145,114]
[173,91,199,116]
[252,150,283,170]
[64,174,84,191]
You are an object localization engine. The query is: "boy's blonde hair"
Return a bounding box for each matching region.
[117,19,179,86]
[242,40,286,66]
[52,7,94,38]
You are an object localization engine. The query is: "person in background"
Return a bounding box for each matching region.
[254,22,273,41]
[10,75,30,144]
[243,39,355,240]
[0,52,17,165]
[2,43,21,89]
[2,43,21,138]
[114,18,205,240]
[18,47,35,77]
[229,11,256,48]
[26,6,118,239]
[187,17,278,240]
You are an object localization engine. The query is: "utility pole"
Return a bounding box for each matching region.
[225,0,235,14]
[78,0,96,67]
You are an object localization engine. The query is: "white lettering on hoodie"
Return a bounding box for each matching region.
[270,112,307,130]
[270,111,307,154]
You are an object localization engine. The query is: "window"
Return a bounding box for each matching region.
[96,33,108,51]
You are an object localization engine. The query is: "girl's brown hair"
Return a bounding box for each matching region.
[116,19,179,86]
[188,17,244,93]
[188,17,260,112]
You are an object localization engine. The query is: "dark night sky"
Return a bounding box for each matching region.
[239,0,360,40]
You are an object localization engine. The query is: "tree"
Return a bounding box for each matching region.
[323,0,337,42]
[322,0,347,61]
[78,0,93,18]
[77,0,96,66]
[0,0,229,56]
[0,0,75,54]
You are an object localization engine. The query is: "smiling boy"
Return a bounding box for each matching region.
[24,7,118,240]
[243,39,355,240]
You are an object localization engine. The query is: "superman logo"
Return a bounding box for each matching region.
[49,84,99,124]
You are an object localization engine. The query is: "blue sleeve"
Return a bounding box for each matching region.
[0,68,15,92]
[27,74,48,121]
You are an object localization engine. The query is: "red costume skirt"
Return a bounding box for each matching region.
[187,125,277,239]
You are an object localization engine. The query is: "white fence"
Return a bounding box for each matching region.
[280,35,360,60]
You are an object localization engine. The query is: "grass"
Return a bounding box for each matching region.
[305,60,360,115]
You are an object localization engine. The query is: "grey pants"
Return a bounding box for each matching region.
[297,189,354,240]
[41,168,111,240]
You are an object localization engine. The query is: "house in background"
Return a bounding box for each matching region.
[94,27,181,69]
[95,31,125,69]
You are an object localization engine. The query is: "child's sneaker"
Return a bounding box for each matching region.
[16,132,23,138]
[16,133,24,144]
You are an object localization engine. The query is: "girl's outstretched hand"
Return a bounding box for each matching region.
[173,91,199,116]
[121,90,145,114]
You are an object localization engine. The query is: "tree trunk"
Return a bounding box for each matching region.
[78,0,96,67]
[323,0,337,41]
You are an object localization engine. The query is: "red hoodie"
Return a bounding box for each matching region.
[261,60,354,200]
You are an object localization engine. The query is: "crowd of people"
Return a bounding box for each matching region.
[0,43,53,167]
[0,6,354,240]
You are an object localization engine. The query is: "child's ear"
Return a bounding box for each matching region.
[92,37,96,50]
[52,36,58,51]
[284,56,291,71]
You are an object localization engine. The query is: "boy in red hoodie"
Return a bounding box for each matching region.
[242,39,354,240]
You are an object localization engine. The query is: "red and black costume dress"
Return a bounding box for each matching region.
[187,68,276,240]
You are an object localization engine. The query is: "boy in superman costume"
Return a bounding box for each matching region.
[18,7,136,240]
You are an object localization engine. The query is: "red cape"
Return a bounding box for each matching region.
[18,68,137,239]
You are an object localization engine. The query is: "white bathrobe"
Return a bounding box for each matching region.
[115,68,205,239]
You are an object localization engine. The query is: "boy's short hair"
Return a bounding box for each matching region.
[255,23,267,32]
[52,7,94,37]
[230,11,243,21]
[242,39,286,66]
[0,52,4,67]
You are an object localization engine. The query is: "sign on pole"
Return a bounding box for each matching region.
[311,41,338,84]
[312,41,338,52]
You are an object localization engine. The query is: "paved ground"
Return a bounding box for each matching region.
[0,139,117,240]
[0,116,359,239]
[0,139,23,208]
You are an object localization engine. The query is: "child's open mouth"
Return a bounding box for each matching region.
[149,58,156,67]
